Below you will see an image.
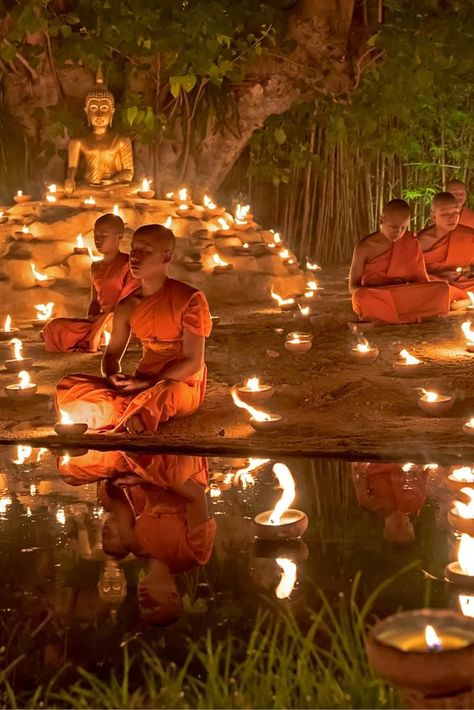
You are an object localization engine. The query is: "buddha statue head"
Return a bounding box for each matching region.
[84,67,115,132]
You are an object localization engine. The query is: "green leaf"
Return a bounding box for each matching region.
[181,73,197,93]
[169,75,183,98]
[125,106,138,126]
[274,128,287,145]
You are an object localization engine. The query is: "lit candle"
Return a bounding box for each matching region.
[231,386,282,431]
[14,189,32,203]
[462,320,474,352]
[33,302,54,325]
[234,203,252,229]
[0,210,8,224]
[446,533,474,589]
[393,348,423,374]
[137,178,155,199]
[54,408,88,436]
[74,233,88,254]
[464,418,474,436]
[46,184,57,202]
[86,246,103,263]
[5,369,37,399]
[253,463,308,540]
[237,377,274,404]
[212,253,233,273]
[83,195,96,207]
[467,292,474,311]
[14,224,32,240]
[275,558,297,599]
[0,314,19,340]
[112,203,120,217]
[306,260,321,272]
[446,466,474,492]
[448,487,474,537]
[417,387,453,416]
[350,336,378,361]
[4,338,33,372]
[284,333,312,353]
[30,263,55,287]
[13,444,32,465]
[164,216,173,229]
[271,289,296,311]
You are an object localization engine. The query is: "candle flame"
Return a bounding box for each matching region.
[112,204,120,217]
[18,370,31,389]
[0,497,12,513]
[450,466,474,483]
[178,203,189,211]
[103,329,111,346]
[245,377,262,392]
[83,196,96,206]
[304,291,314,298]
[212,253,229,268]
[454,487,474,519]
[141,178,150,191]
[86,247,103,262]
[458,533,474,575]
[271,231,282,244]
[462,321,474,344]
[60,408,73,425]
[231,386,273,422]
[31,263,50,281]
[9,338,23,361]
[22,225,30,234]
[178,187,188,202]
[165,191,174,199]
[4,315,11,332]
[35,302,54,321]
[17,190,23,197]
[217,217,230,231]
[275,558,297,599]
[203,194,216,209]
[307,280,319,290]
[355,336,370,353]
[298,304,310,316]
[269,463,295,525]
[467,292,474,307]
[271,289,295,307]
[419,388,439,402]
[13,444,32,465]
[279,249,290,260]
[36,447,48,463]
[234,457,269,489]
[425,624,442,650]
[235,203,251,224]
[457,266,463,273]
[402,462,415,472]
[60,453,70,466]
[400,349,421,365]
[48,184,57,193]
[459,595,474,618]
[76,234,84,248]
[306,260,321,271]
[466,418,474,429]
[56,508,66,525]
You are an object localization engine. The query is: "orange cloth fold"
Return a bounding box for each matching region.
[460,207,474,229]
[43,252,139,352]
[55,278,212,433]
[352,232,450,323]
[423,226,474,299]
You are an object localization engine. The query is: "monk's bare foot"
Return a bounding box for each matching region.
[124,415,147,435]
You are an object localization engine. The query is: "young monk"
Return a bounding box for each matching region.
[349,199,450,323]
[43,214,139,352]
[419,191,474,302]
[446,179,474,229]
[55,224,212,434]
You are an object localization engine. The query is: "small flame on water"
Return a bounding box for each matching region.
[454,487,474,519]
[13,445,32,465]
[462,321,474,343]
[400,349,421,365]
[425,624,442,650]
[35,302,53,321]
[231,387,274,423]
[9,338,23,361]
[56,508,66,525]
[234,457,269,489]
[271,289,295,307]
[275,558,297,599]
[36,447,48,463]
[269,463,295,525]
[203,194,216,209]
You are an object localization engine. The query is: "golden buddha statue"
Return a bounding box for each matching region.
[65,68,134,195]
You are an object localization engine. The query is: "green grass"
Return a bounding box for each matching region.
[0,570,409,709]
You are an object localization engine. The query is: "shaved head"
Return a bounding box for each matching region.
[382,199,410,218]
[133,224,176,252]
[446,179,466,190]
[380,199,410,242]
[432,191,458,210]
[95,213,124,234]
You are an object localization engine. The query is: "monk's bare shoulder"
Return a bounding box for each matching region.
[115,289,143,317]
[354,232,379,255]
[417,225,436,238]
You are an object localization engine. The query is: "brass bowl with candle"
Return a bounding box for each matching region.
[137,190,155,199]
[447,508,474,537]
[4,357,33,372]
[5,383,37,399]
[237,382,274,405]
[249,414,282,432]
[54,422,88,437]
[366,609,474,701]
[418,395,453,416]
[253,509,308,541]
[14,193,32,203]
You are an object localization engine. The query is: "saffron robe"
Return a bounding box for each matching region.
[55,278,212,433]
[43,252,139,352]
[460,207,474,229]
[352,463,428,517]
[352,232,450,323]
[422,225,474,300]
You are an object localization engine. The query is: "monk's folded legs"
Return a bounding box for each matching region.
[120,380,201,434]
[352,282,450,324]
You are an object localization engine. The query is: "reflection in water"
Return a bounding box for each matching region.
[275,558,297,599]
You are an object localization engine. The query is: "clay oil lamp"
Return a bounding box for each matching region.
[301,280,322,305]
[350,335,378,362]
[12,444,32,465]
[295,303,312,319]
[306,259,321,272]
[163,216,173,230]
[14,224,32,240]
[14,190,31,204]
[30,263,56,288]
[366,609,474,707]
[233,203,252,231]
[445,533,474,589]
[285,332,312,353]
[32,302,54,328]
[445,466,474,494]
[448,487,474,537]
[202,194,224,218]
[235,240,251,256]
[74,233,88,255]
[54,408,88,437]
[417,387,453,416]
[5,338,33,372]
[137,178,155,200]
[45,184,61,203]
[83,195,97,208]
[237,376,274,405]
[393,348,423,375]
[0,315,19,341]
[6,369,37,399]
[214,216,234,236]
[278,248,292,265]
[112,203,121,217]
[253,463,308,541]
[212,253,233,274]
[463,418,474,437]
[467,291,474,312]
[271,289,296,312]
[0,210,8,225]
[461,320,474,352]
[231,386,282,432]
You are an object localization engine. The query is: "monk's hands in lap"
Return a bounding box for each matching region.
[107,372,152,394]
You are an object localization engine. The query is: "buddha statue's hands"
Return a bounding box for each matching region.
[111,170,131,185]
[64,176,76,196]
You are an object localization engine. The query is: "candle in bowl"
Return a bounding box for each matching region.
[211,253,233,274]
[54,409,88,437]
[464,418,474,437]
[366,609,474,703]
[350,336,378,362]
[30,263,56,288]
[306,259,321,272]
[14,224,32,240]
[202,194,225,219]
[45,183,62,202]
[0,315,20,341]
[417,388,453,416]
[271,289,296,312]
[137,178,155,200]
[467,291,474,312]
[74,233,88,255]
[32,302,54,328]
[235,241,251,256]
[253,463,308,541]
[445,466,474,494]
[0,210,8,225]
[393,348,424,375]
[231,386,282,432]
[461,320,474,352]
[284,333,312,354]
[237,377,274,405]
[445,533,474,589]
[233,203,253,231]
[448,488,474,537]
[83,195,97,208]
[5,370,37,399]
[14,190,31,203]
[4,338,33,372]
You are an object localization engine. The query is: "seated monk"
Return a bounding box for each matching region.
[43,214,139,352]
[446,179,474,229]
[419,191,474,302]
[350,199,450,324]
[55,224,212,434]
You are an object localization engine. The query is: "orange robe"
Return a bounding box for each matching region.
[423,225,474,300]
[43,252,139,352]
[460,207,474,229]
[352,232,450,323]
[55,278,212,433]
[352,462,428,517]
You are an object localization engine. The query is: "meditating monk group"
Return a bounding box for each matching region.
[350,179,474,324]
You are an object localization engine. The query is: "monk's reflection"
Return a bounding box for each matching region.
[58,450,216,625]
[351,462,428,544]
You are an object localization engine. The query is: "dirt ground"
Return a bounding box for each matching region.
[1,265,474,463]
